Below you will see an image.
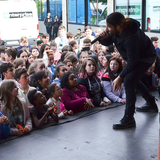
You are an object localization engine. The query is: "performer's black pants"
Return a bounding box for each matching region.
[124,61,154,117]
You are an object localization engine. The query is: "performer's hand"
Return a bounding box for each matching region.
[99,30,110,40]
[112,76,123,92]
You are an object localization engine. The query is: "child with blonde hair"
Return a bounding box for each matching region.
[17,36,31,52]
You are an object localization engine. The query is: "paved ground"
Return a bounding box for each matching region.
[0,92,159,160]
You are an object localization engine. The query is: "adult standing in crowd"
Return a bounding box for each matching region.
[44,12,53,41]
[99,12,158,129]
[52,14,60,39]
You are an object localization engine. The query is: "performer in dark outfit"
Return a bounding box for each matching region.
[99,12,158,129]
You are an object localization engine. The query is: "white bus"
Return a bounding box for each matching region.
[0,0,39,47]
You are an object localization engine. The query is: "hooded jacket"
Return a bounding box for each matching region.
[44,17,53,29]
[99,19,156,79]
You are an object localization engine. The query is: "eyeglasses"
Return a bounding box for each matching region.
[55,87,61,91]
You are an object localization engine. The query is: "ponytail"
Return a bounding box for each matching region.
[124,17,132,28]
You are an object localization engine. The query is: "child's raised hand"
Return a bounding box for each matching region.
[16,129,24,136]
[67,110,73,116]
[63,110,68,116]
[24,126,31,133]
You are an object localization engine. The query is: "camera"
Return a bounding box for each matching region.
[82,46,90,51]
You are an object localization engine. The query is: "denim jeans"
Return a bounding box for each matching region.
[124,61,154,116]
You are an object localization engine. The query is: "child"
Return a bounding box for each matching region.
[78,57,111,107]
[47,52,55,82]
[61,72,94,113]
[74,28,82,40]
[17,48,30,70]
[67,32,74,44]
[64,52,78,70]
[93,39,104,54]
[17,36,31,52]
[80,51,88,64]
[0,112,10,139]
[55,26,68,52]
[42,33,49,44]
[50,42,61,65]
[52,63,67,86]
[63,59,73,72]
[102,57,126,103]
[39,44,50,58]
[28,59,46,87]
[28,89,58,129]
[46,83,73,119]
[0,62,14,81]
[4,48,17,64]
[0,45,6,63]
[14,68,36,108]
[69,40,78,54]
[28,53,35,64]
[1,80,32,136]
[34,70,50,100]
[141,62,159,91]
[14,58,26,69]
[30,47,39,59]
[97,50,106,63]
[37,40,44,51]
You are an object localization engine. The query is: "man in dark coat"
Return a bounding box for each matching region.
[99,12,158,129]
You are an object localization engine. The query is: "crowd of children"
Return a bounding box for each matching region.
[0,25,159,139]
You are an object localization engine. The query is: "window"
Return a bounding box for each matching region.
[36,0,47,20]
[129,0,142,24]
[115,0,128,16]
[50,0,62,21]
[68,0,76,22]
[145,0,160,31]
[115,0,142,26]
[89,0,108,25]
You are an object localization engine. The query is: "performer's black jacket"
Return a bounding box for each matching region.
[99,19,157,79]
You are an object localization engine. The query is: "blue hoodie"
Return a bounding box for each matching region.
[0,112,10,139]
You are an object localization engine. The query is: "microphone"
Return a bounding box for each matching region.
[91,31,110,45]
[91,36,101,45]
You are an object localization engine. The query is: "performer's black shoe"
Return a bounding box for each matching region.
[113,116,136,129]
[136,97,158,112]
